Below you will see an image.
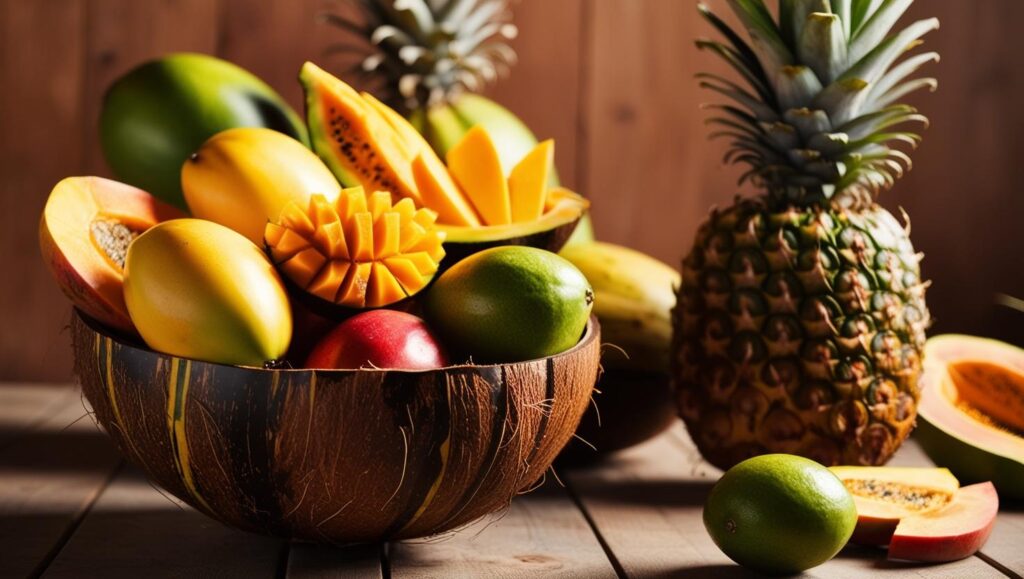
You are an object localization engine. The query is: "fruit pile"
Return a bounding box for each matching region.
[40,55,594,370]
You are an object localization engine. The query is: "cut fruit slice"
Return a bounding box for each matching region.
[39,176,185,334]
[300,62,421,204]
[299,63,588,267]
[917,335,1024,500]
[888,482,999,563]
[447,126,511,226]
[830,466,960,546]
[508,140,554,224]
[362,93,480,227]
[265,188,445,314]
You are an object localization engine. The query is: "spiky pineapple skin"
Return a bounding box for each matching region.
[672,197,930,469]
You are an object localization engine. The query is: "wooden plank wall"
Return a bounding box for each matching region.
[2,0,1022,382]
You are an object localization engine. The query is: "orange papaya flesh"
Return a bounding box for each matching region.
[948,360,1024,435]
[830,466,959,546]
[265,188,444,313]
[447,126,511,226]
[509,139,554,224]
[39,177,184,335]
[299,62,587,261]
[917,335,1024,500]
[888,482,999,563]
[301,62,421,205]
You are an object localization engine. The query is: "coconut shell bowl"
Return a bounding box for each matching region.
[71,311,601,544]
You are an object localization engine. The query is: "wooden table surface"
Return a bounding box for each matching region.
[1,383,1020,579]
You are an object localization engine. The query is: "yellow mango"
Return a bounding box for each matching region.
[182,127,341,245]
[123,219,292,366]
[446,126,511,226]
[508,140,554,223]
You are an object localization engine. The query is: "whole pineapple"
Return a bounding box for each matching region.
[673,0,937,469]
[320,0,540,172]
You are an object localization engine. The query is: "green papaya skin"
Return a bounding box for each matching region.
[100,53,308,210]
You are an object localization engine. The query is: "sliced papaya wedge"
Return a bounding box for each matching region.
[300,62,420,204]
[830,466,959,546]
[888,482,998,563]
[299,63,587,269]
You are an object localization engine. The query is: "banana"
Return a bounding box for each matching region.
[181,127,341,245]
[560,242,679,373]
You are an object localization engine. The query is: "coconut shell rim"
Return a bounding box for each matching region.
[73,308,599,375]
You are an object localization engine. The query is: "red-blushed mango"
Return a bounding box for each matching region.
[123,219,291,366]
[39,176,184,335]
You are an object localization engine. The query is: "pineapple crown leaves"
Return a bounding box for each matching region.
[320,0,518,111]
[697,0,939,206]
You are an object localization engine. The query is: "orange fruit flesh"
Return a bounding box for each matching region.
[266,188,445,310]
[40,176,183,334]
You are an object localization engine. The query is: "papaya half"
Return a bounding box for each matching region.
[39,177,184,335]
[299,62,588,269]
[916,334,1024,500]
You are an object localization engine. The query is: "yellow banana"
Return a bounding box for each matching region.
[181,127,341,245]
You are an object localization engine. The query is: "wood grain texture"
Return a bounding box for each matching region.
[0,383,78,450]
[72,313,600,543]
[388,482,617,579]
[563,425,1007,578]
[578,0,742,256]
[980,510,1024,576]
[0,391,121,579]
[219,0,339,113]
[83,0,220,175]
[42,466,285,579]
[894,1,1024,344]
[487,0,585,189]
[0,0,85,383]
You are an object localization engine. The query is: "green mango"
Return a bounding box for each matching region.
[100,53,308,210]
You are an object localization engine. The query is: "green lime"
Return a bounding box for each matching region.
[424,247,593,363]
[703,454,856,575]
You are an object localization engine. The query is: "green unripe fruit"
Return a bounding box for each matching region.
[425,247,593,363]
[703,454,857,575]
[100,53,307,210]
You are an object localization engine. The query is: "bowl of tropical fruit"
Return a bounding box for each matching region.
[39,47,607,544]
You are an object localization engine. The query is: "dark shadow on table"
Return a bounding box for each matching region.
[0,508,286,578]
[632,564,807,578]
[0,425,115,473]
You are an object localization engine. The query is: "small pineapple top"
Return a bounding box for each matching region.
[322,0,518,111]
[698,0,938,207]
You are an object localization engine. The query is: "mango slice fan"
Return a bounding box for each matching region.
[265,188,445,309]
[300,62,589,243]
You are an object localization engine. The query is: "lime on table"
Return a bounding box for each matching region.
[703,454,857,575]
[424,246,593,363]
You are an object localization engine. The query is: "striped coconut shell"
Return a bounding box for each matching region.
[71,311,600,544]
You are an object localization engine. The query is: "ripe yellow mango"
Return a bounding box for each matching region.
[123,219,292,366]
[181,127,341,244]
